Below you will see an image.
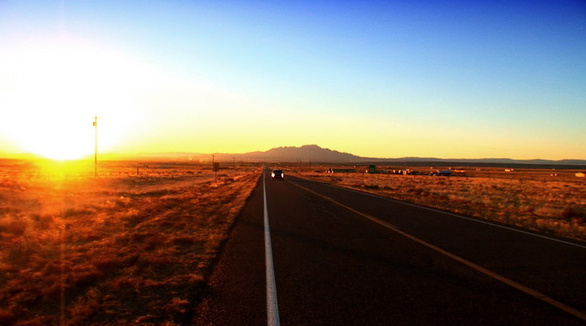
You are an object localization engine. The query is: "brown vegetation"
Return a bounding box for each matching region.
[0,159,260,325]
[293,165,586,242]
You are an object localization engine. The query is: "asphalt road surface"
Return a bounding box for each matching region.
[192,170,586,325]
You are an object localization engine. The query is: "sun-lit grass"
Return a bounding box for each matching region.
[293,165,586,242]
[0,159,260,325]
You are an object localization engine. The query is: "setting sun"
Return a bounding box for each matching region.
[0,37,145,160]
[2,106,96,161]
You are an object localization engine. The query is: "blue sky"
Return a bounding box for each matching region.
[1,0,585,159]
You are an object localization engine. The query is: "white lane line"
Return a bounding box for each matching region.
[309,178,586,250]
[263,172,281,326]
[290,181,586,322]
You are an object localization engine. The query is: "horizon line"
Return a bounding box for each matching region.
[2,146,585,164]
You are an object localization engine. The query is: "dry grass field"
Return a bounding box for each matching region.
[293,165,586,242]
[0,159,260,325]
[2,160,584,325]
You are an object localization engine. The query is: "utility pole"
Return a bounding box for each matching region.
[93,116,98,177]
[212,154,217,183]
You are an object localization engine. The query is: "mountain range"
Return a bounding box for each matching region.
[124,145,586,167]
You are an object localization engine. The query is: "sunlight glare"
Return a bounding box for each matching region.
[0,38,145,160]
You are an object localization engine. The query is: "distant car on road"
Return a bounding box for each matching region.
[271,169,285,180]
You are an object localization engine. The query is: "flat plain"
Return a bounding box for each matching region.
[0,159,260,325]
[1,160,585,325]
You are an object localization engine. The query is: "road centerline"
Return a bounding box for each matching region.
[263,171,281,326]
[289,179,586,322]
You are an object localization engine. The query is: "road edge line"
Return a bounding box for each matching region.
[263,172,281,326]
[290,181,586,323]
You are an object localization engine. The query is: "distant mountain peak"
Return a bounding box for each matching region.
[258,144,361,162]
[96,144,586,166]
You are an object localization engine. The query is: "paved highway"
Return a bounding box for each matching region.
[192,170,586,325]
